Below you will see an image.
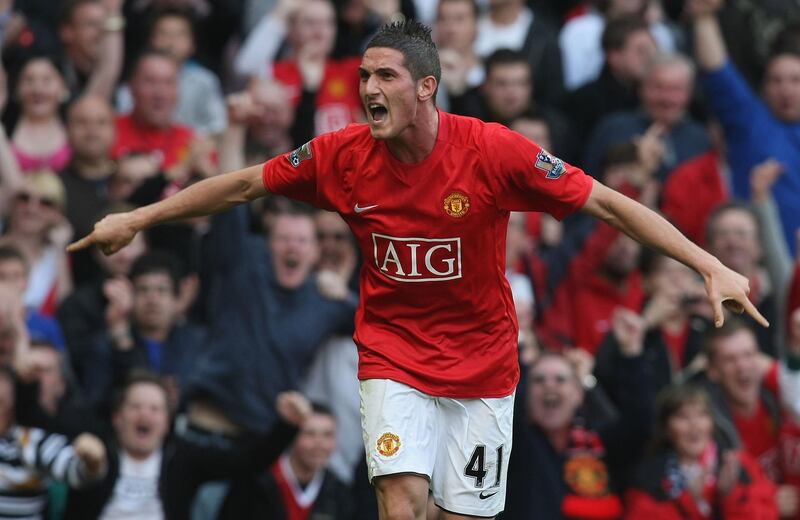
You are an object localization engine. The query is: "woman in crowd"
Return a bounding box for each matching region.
[625,384,778,519]
[10,56,71,174]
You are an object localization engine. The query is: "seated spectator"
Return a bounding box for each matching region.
[0,365,107,519]
[0,171,73,316]
[625,384,778,519]
[219,403,354,519]
[474,0,563,106]
[706,203,778,356]
[9,56,72,174]
[112,50,213,191]
[511,110,554,153]
[117,8,226,136]
[690,0,800,256]
[83,250,206,409]
[505,350,652,519]
[565,16,658,144]
[60,95,118,285]
[434,0,483,111]
[559,0,677,91]
[0,245,65,350]
[584,53,710,180]
[701,318,800,518]
[58,204,147,386]
[595,251,712,400]
[57,0,124,100]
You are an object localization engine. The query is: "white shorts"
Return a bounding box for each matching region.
[360,379,514,517]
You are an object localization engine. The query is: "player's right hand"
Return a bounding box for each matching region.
[66,212,139,255]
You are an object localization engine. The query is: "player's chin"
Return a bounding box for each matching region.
[367,122,392,140]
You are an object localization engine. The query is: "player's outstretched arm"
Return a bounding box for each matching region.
[581,179,768,328]
[67,164,267,255]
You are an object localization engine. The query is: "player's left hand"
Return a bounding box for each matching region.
[703,261,769,328]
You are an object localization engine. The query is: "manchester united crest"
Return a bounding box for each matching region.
[564,454,610,497]
[443,192,470,218]
[376,432,401,457]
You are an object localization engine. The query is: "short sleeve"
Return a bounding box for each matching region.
[485,124,593,219]
[262,134,338,211]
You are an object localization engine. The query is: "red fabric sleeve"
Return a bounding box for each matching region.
[261,133,339,211]
[483,124,593,219]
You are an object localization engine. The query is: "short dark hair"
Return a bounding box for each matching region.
[130,250,183,294]
[770,21,800,62]
[311,402,336,421]
[0,245,28,271]
[132,48,179,78]
[600,141,639,174]
[366,20,441,86]
[705,201,759,244]
[602,16,649,52]
[485,48,530,78]
[704,317,756,362]
[651,384,712,453]
[112,370,169,414]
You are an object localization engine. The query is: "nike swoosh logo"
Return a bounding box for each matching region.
[354,203,379,213]
[479,491,498,500]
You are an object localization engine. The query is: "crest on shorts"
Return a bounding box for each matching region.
[286,142,313,168]
[377,432,401,457]
[535,150,565,180]
[443,192,470,218]
[564,454,610,497]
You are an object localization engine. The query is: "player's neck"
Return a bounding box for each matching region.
[385,104,439,164]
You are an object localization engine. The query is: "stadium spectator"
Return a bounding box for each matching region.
[10,56,72,174]
[64,373,170,519]
[0,245,65,350]
[117,8,226,136]
[434,0,482,111]
[505,350,652,519]
[58,206,148,389]
[510,110,554,153]
[584,53,710,180]
[690,0,800,256]
[705,203,778,357]
[0,171,73,316]
[594,251,711,402]
[57,0,124,100]
[241,80,295,164]
[564,16,658,144]
[0,64,23,217]
[82,250,205,409]
[111,51,212,189]
[0,365,107,519]
[559,0,677,91]
[624,384,778,519]
[474,0,564,106]
[701,318,800,518]
[219,403,355,519]
[61,95,117,284]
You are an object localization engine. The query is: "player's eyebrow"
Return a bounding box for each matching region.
[359,67,399,78]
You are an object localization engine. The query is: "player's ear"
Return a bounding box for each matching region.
[417,75,437,102]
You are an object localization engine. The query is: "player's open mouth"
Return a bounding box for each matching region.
[368,103,388,123]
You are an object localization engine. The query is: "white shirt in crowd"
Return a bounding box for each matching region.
[474,7,533,58]
[99,451,164,520]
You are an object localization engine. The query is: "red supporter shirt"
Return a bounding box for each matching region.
[262,111,593,397]
[273,58,362,135]
[112,115,195,171]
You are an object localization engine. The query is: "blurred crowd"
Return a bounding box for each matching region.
[0,0,799,518]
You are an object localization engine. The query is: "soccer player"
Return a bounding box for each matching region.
[69,20,767,520]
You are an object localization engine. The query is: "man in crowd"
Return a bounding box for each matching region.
[690,0,800,255]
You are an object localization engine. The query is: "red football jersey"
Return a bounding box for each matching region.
[112,115,195,171]
[262,111,593,397]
